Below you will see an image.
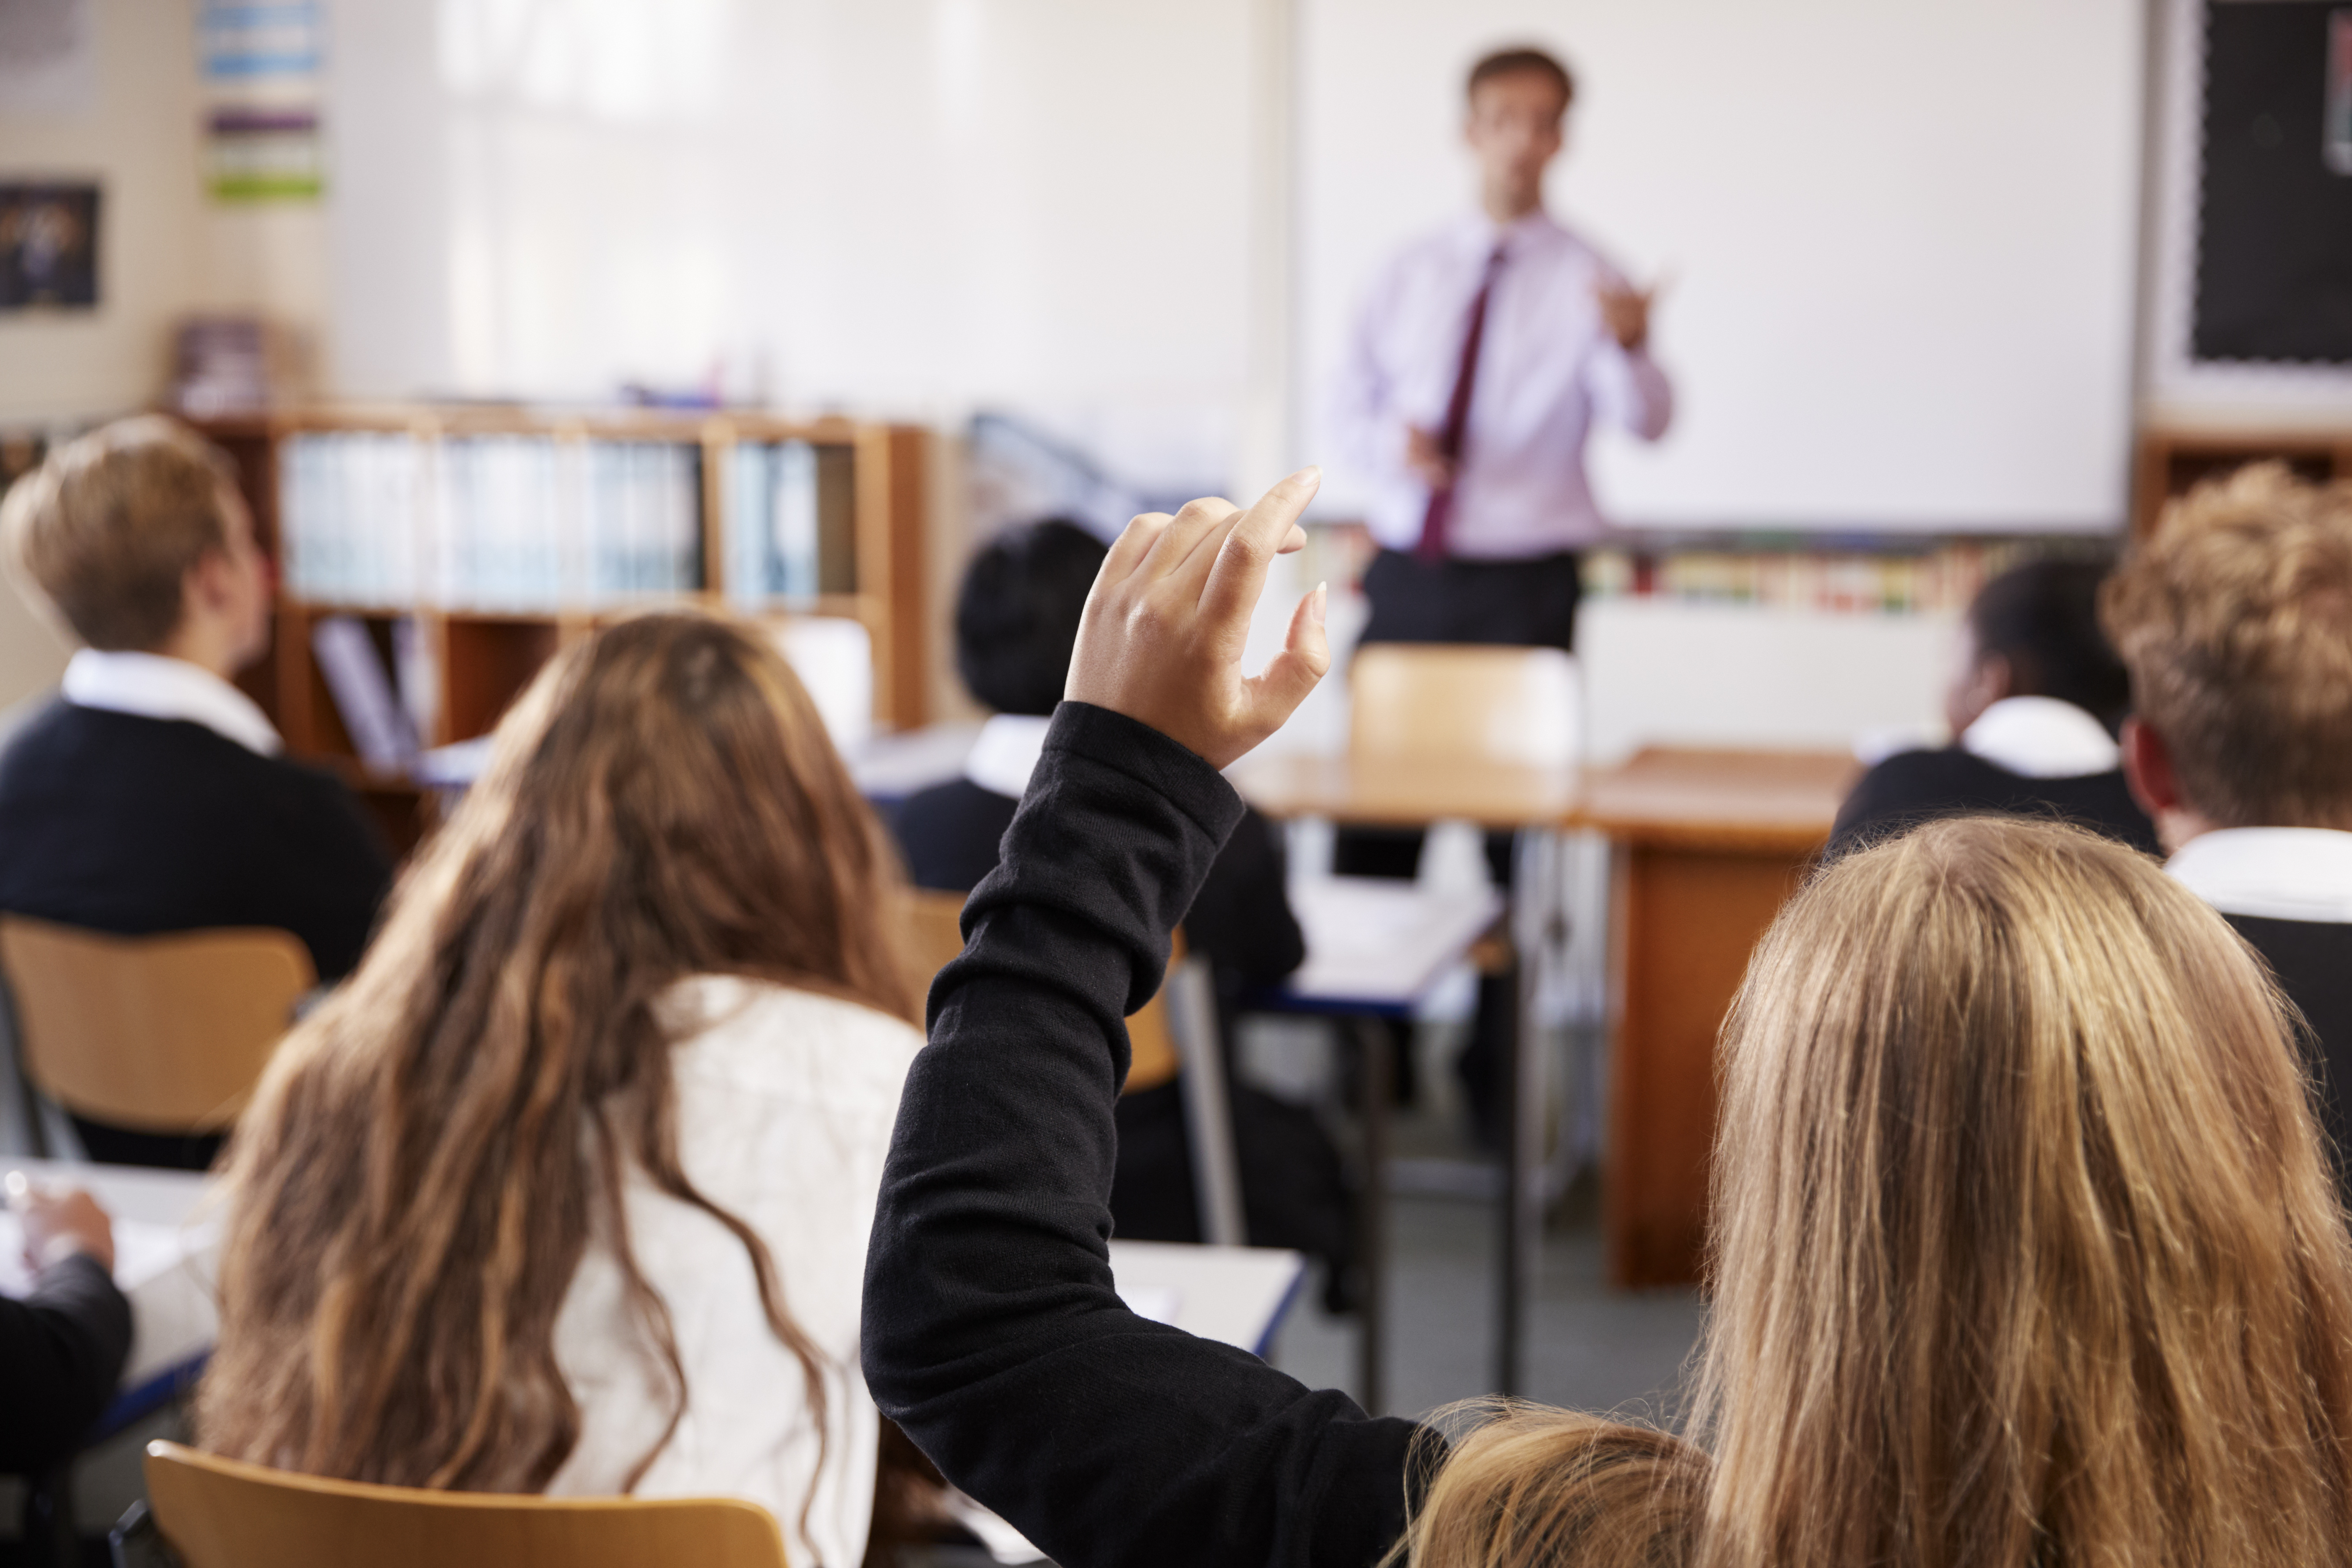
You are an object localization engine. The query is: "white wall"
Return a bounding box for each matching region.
[0,0,207,423]
[1298,0,2144,533]
[328,0,1271,487]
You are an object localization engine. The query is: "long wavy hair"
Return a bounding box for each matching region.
[197,612,915,1496]
[1401,816,2352,1567]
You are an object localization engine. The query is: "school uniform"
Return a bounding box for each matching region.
[893,716,1355,1296]
[2169,828,2352,1176]
[550,977,923,1568]
[0,650,393,1168]
[0,1252,131,1475]
[1831,695,2158,856]
[864,703,1426,1568]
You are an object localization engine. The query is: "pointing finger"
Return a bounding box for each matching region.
[1198,467,1322,629]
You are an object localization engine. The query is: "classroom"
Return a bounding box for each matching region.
[5,0,2352,1564]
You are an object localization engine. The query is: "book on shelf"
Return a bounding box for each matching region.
[311,615,419,770]
[725,439,824,606]
[279,431,704,609]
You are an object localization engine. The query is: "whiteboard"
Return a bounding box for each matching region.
[1298,0,2145,534]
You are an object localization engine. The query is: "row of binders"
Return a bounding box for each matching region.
[278,432,850,609]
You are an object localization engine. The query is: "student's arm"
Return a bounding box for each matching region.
[864,476,1426,1568]
[0,1189,132,1475]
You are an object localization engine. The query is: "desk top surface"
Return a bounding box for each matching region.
[1233,746,1857,852]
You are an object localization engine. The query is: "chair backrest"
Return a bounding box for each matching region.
[143,1442,789,1568]
[0,916,315,1132]
[902,888,1180,1093]
[1349,644,1581,768]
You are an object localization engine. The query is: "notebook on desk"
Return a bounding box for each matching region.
[0,1209,220,1396]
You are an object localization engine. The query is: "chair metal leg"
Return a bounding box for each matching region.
[1165,957,1247,1248]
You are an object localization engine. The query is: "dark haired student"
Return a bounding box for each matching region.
[1831,558,2158,855]
[892,519,1354,1296]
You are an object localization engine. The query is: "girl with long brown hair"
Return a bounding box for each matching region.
[858,472,2352,1568]
[201,612,919,1568]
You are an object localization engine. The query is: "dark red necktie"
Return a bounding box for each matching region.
[1416,244,1507,564]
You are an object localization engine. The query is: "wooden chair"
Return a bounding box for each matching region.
[1349,643,1581,769]
[903,889,1245,1242]
[0,916,315,1138]
[140,1442,789,1568]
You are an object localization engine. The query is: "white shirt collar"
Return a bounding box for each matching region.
[61,648,283,757]
[962,712,1052,800]
[2167,827,2352,924]
[1959,696,2119,779]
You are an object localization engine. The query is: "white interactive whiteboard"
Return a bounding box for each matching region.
[1299,0,2146,534]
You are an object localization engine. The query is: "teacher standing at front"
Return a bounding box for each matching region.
[1336,44,1671,654]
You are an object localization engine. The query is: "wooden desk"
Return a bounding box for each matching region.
[1230,753,1578,831]
[1569,748,1855,1288]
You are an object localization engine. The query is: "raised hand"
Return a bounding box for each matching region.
[1065,468,1331,770]
[1595,277,1656,353]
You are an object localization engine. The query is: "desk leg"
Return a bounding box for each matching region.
[1352,1017,1391,1416]
[1496,829,1554,1397]
[1605,844,1811,1288]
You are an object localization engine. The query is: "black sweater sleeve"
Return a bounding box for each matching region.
[862,702,1425,1568]
[0,1253,132,1474]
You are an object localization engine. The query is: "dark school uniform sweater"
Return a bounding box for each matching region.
[864,703,1424,1568]
[0,702,393,1166]
[0,700,392,980]
[0,1253,132,1475]
[1831,747,2160,858]
[2228,913,2352,1184]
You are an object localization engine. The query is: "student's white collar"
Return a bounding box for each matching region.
[1959,696,2119,779]
[2167,827,2352,925]
[962,712,1053,800]
[61,648,283,757]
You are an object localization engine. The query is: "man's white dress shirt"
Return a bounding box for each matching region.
[61,648,282,757]
[1334,210,1673,559]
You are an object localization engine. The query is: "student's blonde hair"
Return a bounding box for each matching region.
[1399,816,2352,1568]
[2101,461,2352,828]
[0,415,242,652]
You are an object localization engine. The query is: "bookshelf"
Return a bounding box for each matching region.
[188,408,930,849]
[2133,426,2352,537]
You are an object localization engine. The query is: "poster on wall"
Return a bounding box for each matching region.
[0,182,99,310]
[0,0,95,115]
[199,0,325,203]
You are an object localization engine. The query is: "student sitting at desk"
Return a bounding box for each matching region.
[863,471,2352,1568]
[1832,557,2156,855]
[894,520,1354,1302]
[198,615,921,1568]
[1,1179,130,1476]
[2103,464,2352,1183]
[0,417,392,1170]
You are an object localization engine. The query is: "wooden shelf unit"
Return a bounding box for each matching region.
[190,409,930,817]
[2132,425,2352,537]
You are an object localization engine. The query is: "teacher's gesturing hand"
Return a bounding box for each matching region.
[1065,467,1331,771]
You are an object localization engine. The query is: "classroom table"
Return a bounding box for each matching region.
[1257,875,1505,1414]
[0,1161,1308,1404]
[1232,753,1576,1398]
[1233,745,1858,1371]
[1569,749,1854,1289]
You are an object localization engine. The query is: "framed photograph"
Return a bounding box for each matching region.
[0,181,99,309]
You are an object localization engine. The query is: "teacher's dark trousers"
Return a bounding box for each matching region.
[1337,546,1583,1145]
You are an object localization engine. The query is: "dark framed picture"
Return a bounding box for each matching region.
[0,182,100,310]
